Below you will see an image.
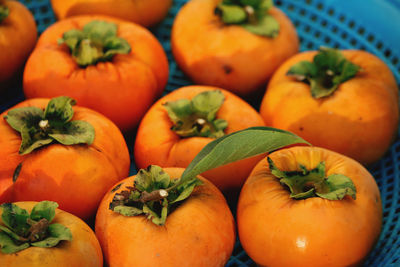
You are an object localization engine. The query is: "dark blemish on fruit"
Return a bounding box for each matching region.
[111,183,123,192]
[299,127,304,131]
[223,65,233,74]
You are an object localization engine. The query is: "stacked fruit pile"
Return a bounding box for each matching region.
[0,0,398,266]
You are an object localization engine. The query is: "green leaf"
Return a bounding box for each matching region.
[316,174,357,200]
[30,201,58,223]
[44,96,76,125]
[217,4,248,24]
[135,165,171,192]
[103,37,131,60]
[113,206,144,217]
[287,47,361,98]
[1,203,30,237]
[4,107,44,132]
[59,29,85,51]
[31,223,72,248]
[60,20,131,67]
[181,127,309,182]
[163,99,193,124]
[0,5,9,23]
[164,90,228,138]
[241,14,279,37]
[49,120,95,146]
[0,225,26,242]
[192,90,225,121]
[268,157,357,200]
[83,20,117,44]
[0,232,29,254]
[170,178,203,204]
[19,126,53,155]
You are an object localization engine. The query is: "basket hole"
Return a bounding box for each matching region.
[328,8,334,15]
[348,20,355,29]
[321,20,327,27]
[311,14,317,21]
[314,31,321,38]
[367,34,375,43]
[304,25,311,32]
[341,32,348,39]
[324,37,331,43]
[376,41,383,50]
[384,49,392,58]
[288,4,295,11]
[339,15,346,22]
[306,0,312,4]
[392,57,399,65]
[383,211,389,218]
[317,3,324,10]
[275,0,282,6]
[350,39,357,46]
[294,20,300,27]
[333,43,340,49]
[306,42,314,49]
[331,26,338,33]
[300,9,306,15]
[357,27,365,35]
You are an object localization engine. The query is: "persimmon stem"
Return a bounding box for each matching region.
[140,190,169,203]
[27,218,50,242]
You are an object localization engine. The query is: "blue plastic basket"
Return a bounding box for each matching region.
[4,0,400,266]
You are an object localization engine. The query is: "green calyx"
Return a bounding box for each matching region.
[163,90,228,138]
[0,4,9,23]
[287,47,361,98]
[110,165,203,226]
[215,0,280,37]
[110,127,309,225]
[0,201,72,254]
[58,20,131,67]
[4,96,95,155]
[268,157,356,200]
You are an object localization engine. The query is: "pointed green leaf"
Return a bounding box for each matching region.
[217,4,248,24]
[83,20,117,44]
[170,178,203,204]
[163,99,193,124]
[0,5,9,23]
[48,120,95,146]
[31,223,72,248]
[181,127,309,182]
[44,96,76,125]
[289,188,316,199]
[103,37,131,60]
[59,29,85,51]
[113,206,144,217]
[4,107,44,132]
[192,90,225,121]
[0,225,26,242]
[0,232,29,254]
[287,47,360,99]
[1,203,30,237]
[316,174,357,200]
[241,14,279,37]
[150,166,171,189]
[19,126,53,155]
[30,201,58,223]
[143,204,165,226]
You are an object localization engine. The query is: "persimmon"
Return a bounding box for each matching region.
[171,0,299,96]
[96,127,307,266]
[0,0,36,87]
[237,146,382,267]
[50,0,172,28]
[0,97,130,220]
[23,15,169,132]
[0,201,103,266]
[260,48,399,165]
[134,85,266,192]
[95,167,236,267]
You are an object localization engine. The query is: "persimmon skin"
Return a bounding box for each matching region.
[50,0,172,27]
[134,85,266,192]
[0,0,37,87]
[0,98,130,220]
[95,168,235,267]
[0,201,103,267]
[23,15,169,132]
[171,0,299,96]
[260,50,399,165]
[237,146,382,267]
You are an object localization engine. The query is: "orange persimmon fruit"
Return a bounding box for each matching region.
[95,167,235,267]
[0,97,130,220]
[23,15,168,132]
[134,85,266,192]
[0,0,36,88]
[0,201,103,266]
[171,0,299,96]
[260,48,399,165]
[237,146,382,267]
[50,0,173,28]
